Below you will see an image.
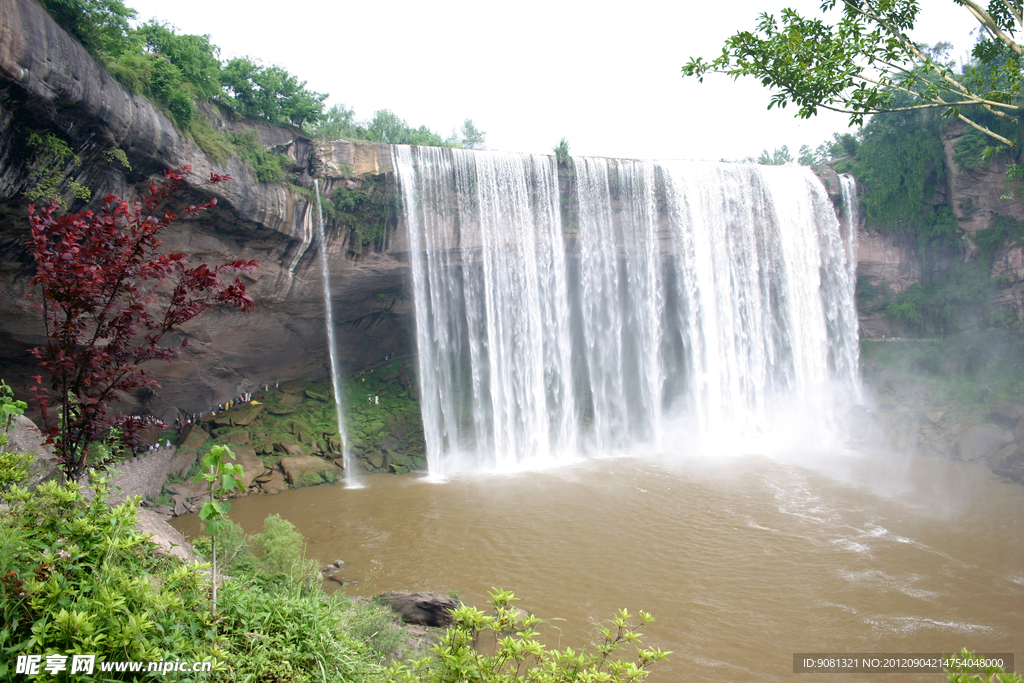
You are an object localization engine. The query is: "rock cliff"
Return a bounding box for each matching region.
[1,0,1021,424]
[0,0,409,419]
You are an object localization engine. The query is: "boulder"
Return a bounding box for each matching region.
[1,414,61,490]
[990,401,1024,428]
[229,404,264,427]
[377,592,460,627]
[260,469,288,494]
[275,442,311,458]
[922,406,948,425]
[278,455,340,487]
[992,444,1024,483]
[168,450,198,479]
[135,508,200,562]
[229,445,265,488]
[180,425,210,451]
[305,388,330,402]
[956,424,1014,461]
[165,481,209,500]
[1015,415,1024,442]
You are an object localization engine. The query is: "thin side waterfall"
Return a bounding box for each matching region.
[392,147,861,476]
[313,180,352,484]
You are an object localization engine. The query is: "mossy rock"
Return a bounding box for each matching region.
[364,451,384,470]
[229,404,264,426]
[296,470,326,487]
[180,425,210,450]
[304,388,330,402]
[215,430,250,445]
[388,463,409,474]
[266,405,299,416]
[279,380,310,393]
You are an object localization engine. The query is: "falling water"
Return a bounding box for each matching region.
[313,180,352,483]
[392,148,860,476]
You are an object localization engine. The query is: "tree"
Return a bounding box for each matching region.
[460,119,487,149]
[195,444,244,616]
[27,167,259,482]
[221,57,327,128]
[38,0,138,58]
[137,22,222,101]
[682,1,1021,163]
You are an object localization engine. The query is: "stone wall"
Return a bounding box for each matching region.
[103,447,175,504]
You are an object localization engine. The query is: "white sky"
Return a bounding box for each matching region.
[124,0,979,162]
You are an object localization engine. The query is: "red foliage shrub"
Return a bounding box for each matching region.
[27,167,259,480]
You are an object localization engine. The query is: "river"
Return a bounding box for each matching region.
[173,446,1023,682]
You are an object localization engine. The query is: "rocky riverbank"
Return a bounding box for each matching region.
[856,339,1024,484]
[147,359,427,517]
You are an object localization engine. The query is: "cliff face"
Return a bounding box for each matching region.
[0,0,409,418]
[853,124,1024,337]
[2,0,1020,422]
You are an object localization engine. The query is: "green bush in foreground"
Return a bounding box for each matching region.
[945,649,1022,683]
[388,588,669,683]
[0,477,215,680]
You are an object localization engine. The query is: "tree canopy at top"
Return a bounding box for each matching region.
[683,0,1021,160]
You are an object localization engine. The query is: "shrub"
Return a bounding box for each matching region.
[387,588,669,683]
[27,168,258,481]
[0,477,215,679]
[248,513,310,578]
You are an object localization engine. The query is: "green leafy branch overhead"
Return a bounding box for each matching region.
[683,1,1021,155]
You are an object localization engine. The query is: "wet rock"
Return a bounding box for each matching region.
[260,469,288,494]
[956,424,1014,461]
[230,445,265,488]
[1014,415,1024,442]
[278,455,341,486]
[922,406,948,425]
[171,494,193,516]
[992,444,1024,483]
[990,401,1024,428]
[377,592,460,627]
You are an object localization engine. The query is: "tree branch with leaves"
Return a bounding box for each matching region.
[683,0,1021,164]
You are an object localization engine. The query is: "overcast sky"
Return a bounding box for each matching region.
[124,0,979,162]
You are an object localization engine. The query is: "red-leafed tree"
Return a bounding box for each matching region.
[27,167,260,481]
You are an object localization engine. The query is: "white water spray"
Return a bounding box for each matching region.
[313,180,353,484]
[393,148,861,475]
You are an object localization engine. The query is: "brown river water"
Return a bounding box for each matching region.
[173,449,1024,682]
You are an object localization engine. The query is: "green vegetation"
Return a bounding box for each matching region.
[195,444,244,615]
[389,588,669,683]
[227,130,295,183]
[1,475,215,679]
[34,0,482,197]
[24,132,92,209]
[683,2,1020,176]
[197,359,426,476]
[861,331,1024,418]
[945,649,1024,683]
[330,177,396,255]
[0,380,31,495]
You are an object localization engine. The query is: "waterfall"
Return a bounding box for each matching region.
[313,180,353,484]
[393,147,861,476]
